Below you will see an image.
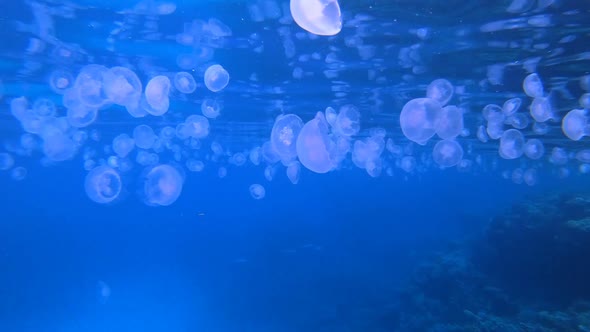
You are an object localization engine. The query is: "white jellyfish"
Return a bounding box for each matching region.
[249,183,266,200]
[173,72,197,94]
[84,166,122,204]
[523,73,544,98]
[502,98,522,116]
[333,105,361,137]
[142,164,184,206]
[204,64,230,92]
[74,64,109,108]
[399,98,441,145]
[112,134,135,158]
[286,162,301,184]
[0,152,15,170]
[43,132,76,162]
[270,114,304,163]
[201,98,221,118]
[103,66,142,107]
[145,76,171,116]
[432,139,463,167]
[562,109,588,141]
[523,139,545,160]
[530,97,554,122]
[296,112,338,174]
[435,105,463,139]
[499,129,525,159]
[133,125,157,149]
[185,115,210,139]
[290,0,342,36]
[426,79,454,106]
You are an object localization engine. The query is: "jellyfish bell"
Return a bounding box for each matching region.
[271,114,304,163]
[296,111,339,174]
[290,0,342,36]
[141,164,184,206]
[84,166,123,204]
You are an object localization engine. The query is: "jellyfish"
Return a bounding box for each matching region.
[271,114,304,163]
[562,109,588,141]
[296,112,338,173]
[286,162,301,184]
[144,75,171,116]
[290,0,342,36]
[0,153,15,171]
[43,132,76,162]
[74,64,109,108]
[523,139,545,160]
[185,115,210,139]
[49,69,74,94]
[580,93,590,109]
[103,66,142,107]
[426,79,454,106]
[399,98,441,145]
[333,105,360,137]
[84,166,122,204]
[499,129,525,159]
[133,125,157,149]
[432,139,463,167]
[204,64,230,92]
[11,167,27,181]
[324,106,337,127]
[523,73,544,98]
[112,134,135,158]
[32,98,56,117]
[173,72,197,94]
[502,98,522,116]
[142,164,184,206]
[435,105,463,140]
[249,184,265,200]
[201,98,221,118]
[530,97,554,122]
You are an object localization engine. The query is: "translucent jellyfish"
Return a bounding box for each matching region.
[530,97,554,122]
[33,98,57,117]
[67,105,98,128]
[400,156,416,173]
[502,98,521,116]
[103,67,142,107]
[506,0,535,13]
[296,112,338,173]
[523,73,544,98]
[84,166,122,204]
[562,109,588,141]
[133,125,157,149]
[249,147,262,165]
[435,105,463,139]
[49,69,74,94]
[173,72,197,94]
[399,98,441,145]
[43,133,76,162]
[352,135,385,171]
[333,105,361,137]
[185,115,210,139]
[426,79,454,106]
[432,139,463,167]
[499,129,525,159]
[11,166,27,181]
[74,64,109,108]
[286,162,301,184]
[0,153,15,170]
[204,64,230,92]
[271,114,304,163]
[523,168,538,186]
[249,184,265,200]
[550,147,568,165]
[145,76,171,116]
[508,113,530,130]
[290,0,342,36]
[201,98,221,118]
[218,167,227,179]
[142,164,184,206]
[324,106,337,127]
[523,139,545,160]
[186,159,204,172]
[112,134,135,158]
[264,165,275,181]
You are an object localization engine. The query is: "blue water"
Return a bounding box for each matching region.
[1,0,590,331]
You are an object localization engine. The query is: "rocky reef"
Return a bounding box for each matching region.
[392,193,590,332]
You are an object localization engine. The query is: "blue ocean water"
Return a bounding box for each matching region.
[1,0,590,331]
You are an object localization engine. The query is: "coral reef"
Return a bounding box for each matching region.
[392,193,590,332]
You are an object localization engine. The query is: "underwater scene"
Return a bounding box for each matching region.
[0,0,590,331]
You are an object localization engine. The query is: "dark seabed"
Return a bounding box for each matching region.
[0,0,589,331]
